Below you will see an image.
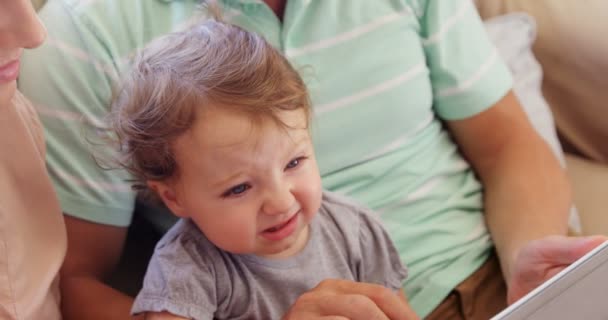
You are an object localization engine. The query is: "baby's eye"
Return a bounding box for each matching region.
[222,183,250,197]
[285,157,307,170]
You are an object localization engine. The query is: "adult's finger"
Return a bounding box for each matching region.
[315,280,418,320]
[318,293,390,320]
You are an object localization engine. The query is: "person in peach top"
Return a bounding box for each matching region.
[0,1,67,319]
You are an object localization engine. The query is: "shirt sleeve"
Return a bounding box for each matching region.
[355,208,408,293]
[18,1,135,226]
[415,0,513,120]
[132,222,218,319]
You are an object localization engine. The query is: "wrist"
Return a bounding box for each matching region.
[497,244,520,285]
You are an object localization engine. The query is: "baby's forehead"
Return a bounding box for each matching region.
[176,107,310,151]
[172,118,311,178]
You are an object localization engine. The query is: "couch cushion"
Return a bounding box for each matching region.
[476,0,608,163]
[566,154,608,235]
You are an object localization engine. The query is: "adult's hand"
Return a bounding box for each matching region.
[282,279,419,320]
[507,235,608,304]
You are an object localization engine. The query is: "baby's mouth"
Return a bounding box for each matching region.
[264,218,293,233]
[262,211,299,234]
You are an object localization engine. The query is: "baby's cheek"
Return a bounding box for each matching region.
[310,173,323,206]
[303,182,323,219]
[201,219,257,254]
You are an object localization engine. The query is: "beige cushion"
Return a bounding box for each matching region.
[566,154,608,235]
[476,0,608,163]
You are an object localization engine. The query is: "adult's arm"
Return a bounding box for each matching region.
[446,91,571,298]
[61,215,142,320]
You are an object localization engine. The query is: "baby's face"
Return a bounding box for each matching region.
[162,107,322,258]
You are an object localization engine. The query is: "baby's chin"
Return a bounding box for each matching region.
[253,246,295,259]
[255,226,310,259]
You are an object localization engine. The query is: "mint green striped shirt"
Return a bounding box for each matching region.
[19,0,512,316]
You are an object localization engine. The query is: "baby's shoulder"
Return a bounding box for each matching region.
[319,191,381,225]
[154,219,225,268]
[317,191,386,242]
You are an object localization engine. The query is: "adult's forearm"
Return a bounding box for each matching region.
[61,275,144,320]
[481,134,571,282]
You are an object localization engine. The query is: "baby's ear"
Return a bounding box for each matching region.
[147,180,189,218]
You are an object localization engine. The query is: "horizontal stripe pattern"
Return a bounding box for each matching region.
[286,8,413,58]
[437,49,498,97]
[422,0,470,46]
[54,169,132,192]
[314,63,427,115]
[46,38,118,80]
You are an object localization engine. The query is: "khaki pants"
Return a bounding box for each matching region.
[426,254,507,320]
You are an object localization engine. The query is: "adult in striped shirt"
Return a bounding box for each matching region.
[18,0,607,319]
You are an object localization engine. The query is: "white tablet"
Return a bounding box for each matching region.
[491,240,608,320]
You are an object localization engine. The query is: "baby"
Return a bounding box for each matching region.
[108,19,407,320]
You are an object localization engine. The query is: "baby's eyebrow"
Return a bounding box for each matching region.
[286,134,311,150]
[210,171,244,188]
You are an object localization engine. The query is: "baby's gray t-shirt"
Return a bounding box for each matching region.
[132,191,407,320]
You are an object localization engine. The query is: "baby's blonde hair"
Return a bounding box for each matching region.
[108,19,311,192]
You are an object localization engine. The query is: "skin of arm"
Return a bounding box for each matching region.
[447,91,571,286]
[60,215,144,320]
